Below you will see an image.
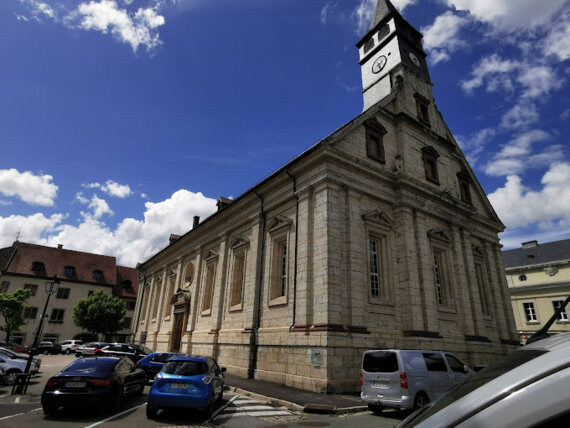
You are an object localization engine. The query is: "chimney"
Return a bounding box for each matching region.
[216,196,233,211]
[169,234,181,245]
[193,216,200,228]
[522,240,538,249]
[57,244,63,249]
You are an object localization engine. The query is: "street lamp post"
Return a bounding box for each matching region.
[14,277,60,394]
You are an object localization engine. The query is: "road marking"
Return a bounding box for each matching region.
[83,402,146,428]
[213,394,294,422]
[207,393,240,423]
[0,407,42,421]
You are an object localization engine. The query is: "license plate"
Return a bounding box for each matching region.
[170,383,189,389]
[65,381,86,388]
[373,381,387,388]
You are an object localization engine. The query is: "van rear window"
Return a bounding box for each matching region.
[363,351,399,373]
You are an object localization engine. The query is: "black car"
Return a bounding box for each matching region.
[136,352,180,381]
[94,343,152,363]
[41,356,146,415]
[37,341,62,355]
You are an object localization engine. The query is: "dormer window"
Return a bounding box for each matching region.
[365,119,387,164]
[31,261,45,273]
[64,266,76,277]
[421,146,440,184]
[122,280,133,290]
[457,170,472,204]
[92,270,103,281]
[414,93,431,126]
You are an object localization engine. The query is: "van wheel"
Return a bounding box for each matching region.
[367,404,382,414]
[413,392,429,410]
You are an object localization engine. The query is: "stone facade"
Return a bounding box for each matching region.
[132,0,519,393]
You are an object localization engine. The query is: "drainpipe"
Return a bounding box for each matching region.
[251,189,266,378]
[286,169,299,330]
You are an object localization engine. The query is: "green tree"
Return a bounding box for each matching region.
[72,290,126,340]
[0,288,33,341]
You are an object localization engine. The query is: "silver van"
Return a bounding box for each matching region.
[360,349,472,412]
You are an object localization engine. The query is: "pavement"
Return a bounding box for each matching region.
[0,373,368,415]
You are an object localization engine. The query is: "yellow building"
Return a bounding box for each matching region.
[504,239,570,343]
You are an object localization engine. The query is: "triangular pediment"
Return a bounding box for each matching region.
[427,229,452,244]
[268,215,293,233]
[361,209,393,228]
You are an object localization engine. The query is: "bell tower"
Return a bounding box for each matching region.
[356,0,431,111]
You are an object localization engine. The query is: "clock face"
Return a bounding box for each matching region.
[372,55,387,74]
[409,52,421,68]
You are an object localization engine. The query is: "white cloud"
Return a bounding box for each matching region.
[489,163,570,231]
[460,54,519,94]
[88,195,114,219]
[85,180,132,198]
[65,0,165,52]
[456,127,496,165]
[444,0,568,30]
[0,169,58,206]
[517,65,565,99]
[542,8,570,61]
[320,0,339,26]
[500,102,539,130]
[0,189,217,267]
[422,11,469,65]
[484,130,552,176]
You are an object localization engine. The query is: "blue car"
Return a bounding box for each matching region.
[136,352,180,382]
[146,354,226,419]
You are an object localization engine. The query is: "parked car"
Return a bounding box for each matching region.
[136,352,180,382]
[75,342,110,358]
[360,349,472,413]
[60,340,83,355]
[146,354,226,419]
[0,347,41,369]
[94,343,152,363]
[0,354,41,385]
[41,356,146,415]
[0,340,29,354]
[36,341,62,355]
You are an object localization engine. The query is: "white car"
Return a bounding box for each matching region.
[397,300,570,427]
[60,339,83,355]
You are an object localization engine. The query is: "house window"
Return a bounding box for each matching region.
[202,260,217,313]
[1,281,10,293]
[23,306,38,319]
[24,284,38,296]
[126,301,136,311]
[122,317,132,329]
[552,300,569,321]
[270,239,288,301]
[414,93,431,126]
[64,266,76,277]
[122,280,133,291]
[433,251,446,305]
[523,302,538,322]
[365,119,387,163]
[49,308,65,323]
[56,287,70,299]
[151,280,162,319]
[369,238,381,297]
[231,252,246,308]
[92,270,103,280]
[474,262,490,315]
[31,261,45,273]
[421,146,440,184]
[457,171,472,204]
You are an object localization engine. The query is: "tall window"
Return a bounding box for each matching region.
[457,171,472,204]
[523,302,538,322]
[231,253,246,308]
[365,119,387,163]
[164,271,177,318]
[552,300,569,321]
[151,280,162,319]
[422,146,440,184]
[475,262,490,315]
[270,239,288,301]
[24,284,38,296]
[202,261,216,313]
[414,93,431,126]
[1,281,10,293]
[433,251,446,305]
[369,238,381,297]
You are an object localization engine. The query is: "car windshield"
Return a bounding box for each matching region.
[62,358,117,375]
[163,360,208,376]
[401,349,548,427]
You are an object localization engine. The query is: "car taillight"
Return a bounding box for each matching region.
[360,371,363,386]
[400,372,408,389]
[46,378,60,387]
[91,379,111,386]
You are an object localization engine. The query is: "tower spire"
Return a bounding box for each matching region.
[367,0,399,32]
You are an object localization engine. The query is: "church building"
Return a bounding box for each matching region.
[133,0,519,393]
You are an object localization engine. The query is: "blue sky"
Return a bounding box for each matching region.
[1,0,569,267]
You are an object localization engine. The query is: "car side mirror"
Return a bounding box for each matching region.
[463,365,470,374]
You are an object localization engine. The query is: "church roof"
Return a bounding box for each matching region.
[368,0,400,31]
[502,239,570,268]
